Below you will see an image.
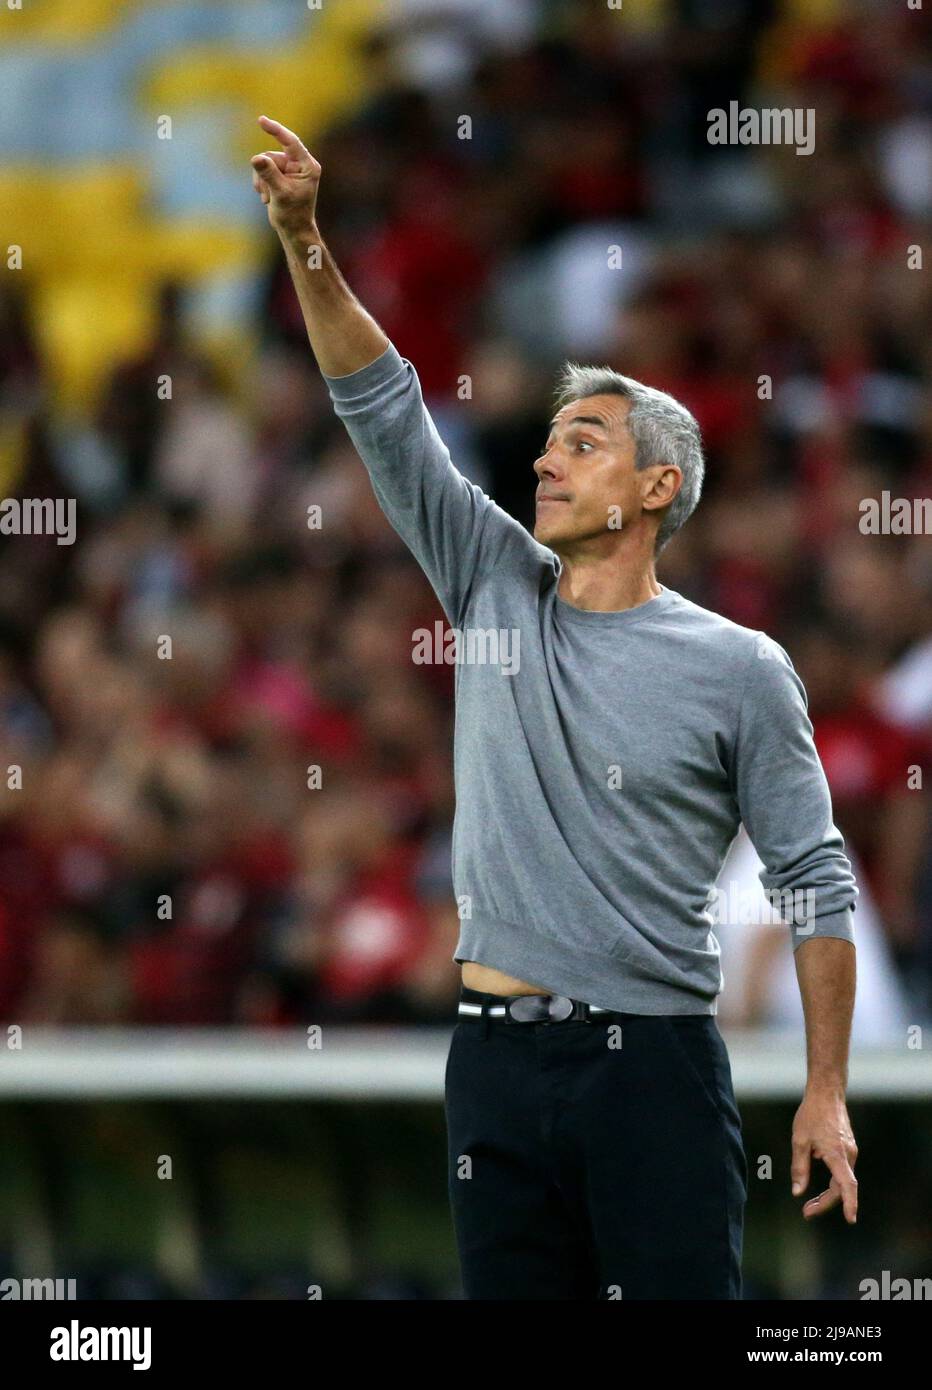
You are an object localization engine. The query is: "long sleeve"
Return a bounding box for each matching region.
[733,636,858,949]
[323,342,530,627]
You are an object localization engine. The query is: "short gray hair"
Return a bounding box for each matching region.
[554,364,705,552]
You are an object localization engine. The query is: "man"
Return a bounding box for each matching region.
[251,116,859,1300]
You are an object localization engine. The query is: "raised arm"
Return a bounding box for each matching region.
[250,116,538,626]
[250,115,388,376]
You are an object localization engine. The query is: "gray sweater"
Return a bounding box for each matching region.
[324,342,857,1014]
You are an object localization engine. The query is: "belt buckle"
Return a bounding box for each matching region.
[547,995,575,1022]
[507,994,575,1024]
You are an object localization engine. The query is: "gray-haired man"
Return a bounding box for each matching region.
[252,117,859,1300]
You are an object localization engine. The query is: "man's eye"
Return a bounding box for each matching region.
[577,440,593,451]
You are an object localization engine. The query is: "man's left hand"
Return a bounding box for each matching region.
[791,1088,858,1223]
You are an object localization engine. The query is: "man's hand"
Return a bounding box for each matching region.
[249,114,388,375]
[250,115,321,237]
[791,1086,858,1223]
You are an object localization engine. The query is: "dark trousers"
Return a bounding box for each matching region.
[444,988,747,1300]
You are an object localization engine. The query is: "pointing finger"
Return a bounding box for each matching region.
[258,115,308,159]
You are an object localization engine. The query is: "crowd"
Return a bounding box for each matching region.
[0,0,930,1027]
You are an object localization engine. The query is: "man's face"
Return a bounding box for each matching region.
[533,393,645,550]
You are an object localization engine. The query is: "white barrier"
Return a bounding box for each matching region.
[0,1028,929,1100]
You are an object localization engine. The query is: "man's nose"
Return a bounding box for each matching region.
[534,448,560,480]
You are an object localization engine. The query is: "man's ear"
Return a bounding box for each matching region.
[641,464,682,514]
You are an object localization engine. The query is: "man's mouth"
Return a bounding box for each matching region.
[536,494,570,507]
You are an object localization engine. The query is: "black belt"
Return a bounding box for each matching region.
[458,991,616,1024]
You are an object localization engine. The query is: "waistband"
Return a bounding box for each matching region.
[458,985,624,1025]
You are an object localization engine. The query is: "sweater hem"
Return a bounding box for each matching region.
[454,912,719,1016]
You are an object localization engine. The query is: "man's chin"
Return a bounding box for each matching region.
[533,517,574,548]
[533,522,575,550]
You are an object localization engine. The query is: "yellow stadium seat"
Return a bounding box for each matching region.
[33,276,153,410]
[141,0,380,158]
[0,0,144,44]
[0,413,30,498]
[140,222,259,279]
[0,0,383,412]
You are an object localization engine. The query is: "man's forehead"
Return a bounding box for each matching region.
[549,394,631,431]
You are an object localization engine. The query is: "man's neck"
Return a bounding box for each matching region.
[556,555,661,613]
